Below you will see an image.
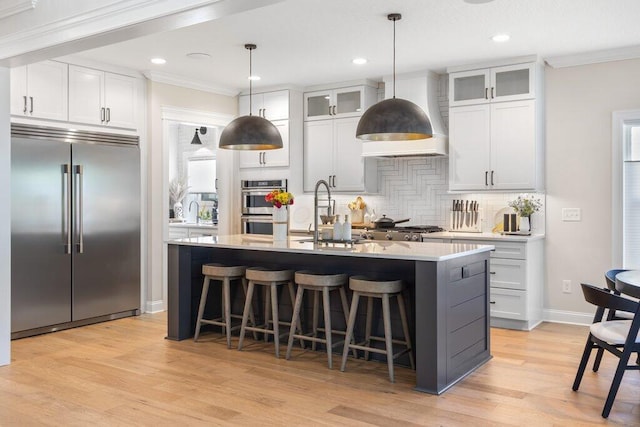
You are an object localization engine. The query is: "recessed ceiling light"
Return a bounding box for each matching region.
[187,52,211,60]
[352,57,367,65]
[150,58,166,65]
[492,34,510,43]
[248,75,261,81]
[464,0,495,3]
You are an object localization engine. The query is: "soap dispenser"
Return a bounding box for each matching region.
[343,214,352,241]
[333,214,343,241]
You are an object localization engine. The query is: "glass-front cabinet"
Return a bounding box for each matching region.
[304,86,369,120]
[449,63,536,107]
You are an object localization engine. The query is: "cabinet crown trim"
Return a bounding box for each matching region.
[446,55,541,74]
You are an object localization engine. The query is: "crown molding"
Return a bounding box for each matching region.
[0,0,38,19]
[161,106,234,127]
[545,45,640,68]
[144,70,238,97]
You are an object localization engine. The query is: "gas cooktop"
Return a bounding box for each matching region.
[358,225,444,242]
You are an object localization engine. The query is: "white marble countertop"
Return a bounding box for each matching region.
[168,222,218,230]
[168,234,494,262]
[422,231,545,242]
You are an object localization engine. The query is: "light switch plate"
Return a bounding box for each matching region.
[562,208,581,221]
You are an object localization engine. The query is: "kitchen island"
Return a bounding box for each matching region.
[167,234,494,394]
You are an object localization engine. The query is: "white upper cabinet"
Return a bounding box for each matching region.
[239,120,290,168]
[238,89,289,121]
[68,65,137,129]
[449,63,536,107]
[10,61,68,121]
[303,116,376,193]
[304,86,376,121]
[449,100,539,191]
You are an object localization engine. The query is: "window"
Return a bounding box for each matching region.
[613,111,640,269]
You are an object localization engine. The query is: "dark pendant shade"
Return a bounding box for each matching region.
[219,115,283,150]
[356,98,433,141]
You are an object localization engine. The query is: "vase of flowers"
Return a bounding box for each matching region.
[507,193,542,232]
[265,189,294,241]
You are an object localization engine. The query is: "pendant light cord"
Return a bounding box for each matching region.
[392,16,396,99]
[249,46,253,116]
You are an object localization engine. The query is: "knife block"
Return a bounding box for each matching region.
[450,209,482,232]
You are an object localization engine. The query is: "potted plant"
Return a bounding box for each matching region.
[508,193,542,232]
[169,177,189,219]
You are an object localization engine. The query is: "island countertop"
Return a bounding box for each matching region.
[168,234,494,262]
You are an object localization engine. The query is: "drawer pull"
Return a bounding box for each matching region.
[490,301,496,304]
[490,271,496,275]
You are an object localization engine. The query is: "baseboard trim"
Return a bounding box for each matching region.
[543,309,592,326]
[145,300,165,314]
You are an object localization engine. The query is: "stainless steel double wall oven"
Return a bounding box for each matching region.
[240,179,287,235]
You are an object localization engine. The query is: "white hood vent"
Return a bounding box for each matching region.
[361,72,448,157]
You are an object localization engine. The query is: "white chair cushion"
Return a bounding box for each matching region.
[590,320,640,345]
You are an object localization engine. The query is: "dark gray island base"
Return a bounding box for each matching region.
[167,236,492,394]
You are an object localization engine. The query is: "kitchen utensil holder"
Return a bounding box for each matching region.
[450,209,482,232]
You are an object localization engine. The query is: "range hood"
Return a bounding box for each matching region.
[361,72,448,157]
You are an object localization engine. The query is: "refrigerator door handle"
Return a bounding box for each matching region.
[62,164,72,254]
[74,164,84,254]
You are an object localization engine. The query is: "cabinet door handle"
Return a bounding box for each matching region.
[100,107,105,123]
[29,96,33,114]
[485,171,488,186]
[23,95,27,114]
[332,175,337,188]
[328,105,332,116]
[332,105,336,115]
[485,88,488,100]
[491,87,495,99]
[262,108,266,118]
[491,170,495,186]
[215,178,218,190]
[106,108,111,123]
[262,151,266,165]
[490,301,496,304]
[490,271,496,275]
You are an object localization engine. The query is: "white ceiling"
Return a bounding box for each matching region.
[73,0,640,94]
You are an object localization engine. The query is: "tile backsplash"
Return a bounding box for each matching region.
[290,156,545,235]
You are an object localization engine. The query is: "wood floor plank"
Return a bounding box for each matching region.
[1,313,640,425]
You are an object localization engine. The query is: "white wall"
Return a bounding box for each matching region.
[545,58,640,317]
[146,80,236,310]
[0,66,10,365]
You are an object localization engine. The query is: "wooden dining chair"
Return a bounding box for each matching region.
[572,282,640,418]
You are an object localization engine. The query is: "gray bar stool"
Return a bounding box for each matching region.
[285,271,354,368]
[340,276,415,383]
[194,263,257,348]
[238,267,302,358]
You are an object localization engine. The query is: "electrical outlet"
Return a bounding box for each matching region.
[562,208,581,221]
[562,280,572,293]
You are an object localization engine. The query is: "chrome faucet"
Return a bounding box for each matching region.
[314,179,332,244]
[189,200,200,224]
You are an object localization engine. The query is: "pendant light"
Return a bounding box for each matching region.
[356,13,432,141]
[219,44,283,150]
[190,126,207,145]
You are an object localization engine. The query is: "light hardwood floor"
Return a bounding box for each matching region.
[1,314,639,426]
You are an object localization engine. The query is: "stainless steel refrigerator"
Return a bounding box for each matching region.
[11,124,140,339]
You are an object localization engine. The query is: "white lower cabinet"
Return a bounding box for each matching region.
[432,236,544,330]
[168,225,217,239]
